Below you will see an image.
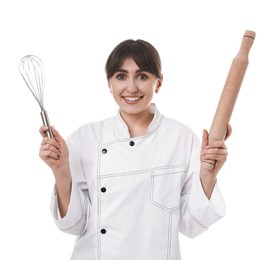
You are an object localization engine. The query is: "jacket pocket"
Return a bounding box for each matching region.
[150,165,188,212]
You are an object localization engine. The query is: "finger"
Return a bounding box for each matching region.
[39,126,49,137]
[203,147,228,156]
[41,137,61,149]
[206,140,227,150]
[40,142,61,155]
[225,124,232,140]
[39,149,60,160]
[202,150,228,161]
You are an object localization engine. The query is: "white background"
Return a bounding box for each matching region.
[0,0,270,259]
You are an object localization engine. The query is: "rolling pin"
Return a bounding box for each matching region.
[202,30,255,170]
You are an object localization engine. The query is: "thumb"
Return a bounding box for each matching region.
[51,126,64,143]
[201,129,209,151]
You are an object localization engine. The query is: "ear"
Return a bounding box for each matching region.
[155,77,163,93]
[108,81,113,93]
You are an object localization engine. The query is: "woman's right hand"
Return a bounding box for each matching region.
[40,126,72,217]
[39,126,69,173]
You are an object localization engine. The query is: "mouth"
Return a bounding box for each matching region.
[122,96,143,104]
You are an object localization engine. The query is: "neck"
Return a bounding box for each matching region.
[120,108,154,137]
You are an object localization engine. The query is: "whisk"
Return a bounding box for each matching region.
[18,55,54,138]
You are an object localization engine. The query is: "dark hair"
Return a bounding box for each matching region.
[105,39,162,80]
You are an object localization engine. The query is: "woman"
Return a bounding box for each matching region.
[39,39,231,260]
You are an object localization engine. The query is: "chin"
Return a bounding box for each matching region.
[121,104,150,116]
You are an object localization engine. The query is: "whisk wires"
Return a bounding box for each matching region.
[18,55,45,110]
[19,54,54,138]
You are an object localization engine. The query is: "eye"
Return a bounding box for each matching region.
[116,73,126,80]
[137,73,148,80]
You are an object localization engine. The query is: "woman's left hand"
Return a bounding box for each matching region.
[201,124,232,176]
[200,124,232,198]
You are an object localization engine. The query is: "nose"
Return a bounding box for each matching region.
[126,79,138,93]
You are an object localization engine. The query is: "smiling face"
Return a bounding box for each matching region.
[108,58,162,118]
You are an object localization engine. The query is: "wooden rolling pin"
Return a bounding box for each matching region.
[202,30,255,170]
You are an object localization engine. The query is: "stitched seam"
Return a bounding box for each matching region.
[114,116,128,138]
[106,115,164,147]
[167,212,173,260]
[58,199,88,232]
[150,171,181,212]
[154,170,186,177]
[148,114,164,136]
[97,122,104,260]
[99,164,189,179]
[187,205,208,229]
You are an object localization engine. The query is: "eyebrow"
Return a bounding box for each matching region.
[115,69,146,73]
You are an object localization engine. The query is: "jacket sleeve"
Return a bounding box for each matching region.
[179,134,226,238]
[50,132,91,235]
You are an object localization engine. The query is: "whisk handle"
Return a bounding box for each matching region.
[40,110,54,138]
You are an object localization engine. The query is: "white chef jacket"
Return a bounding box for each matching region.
[50,103,226,260]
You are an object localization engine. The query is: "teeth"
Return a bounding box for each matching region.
[125,97,141,101]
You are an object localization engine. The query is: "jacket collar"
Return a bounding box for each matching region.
[115,103,163,138]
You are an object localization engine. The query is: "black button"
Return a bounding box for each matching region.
[102,148,107,154]
[101,229,106,234]
[101,187,106,193]
[129,141,135,146]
